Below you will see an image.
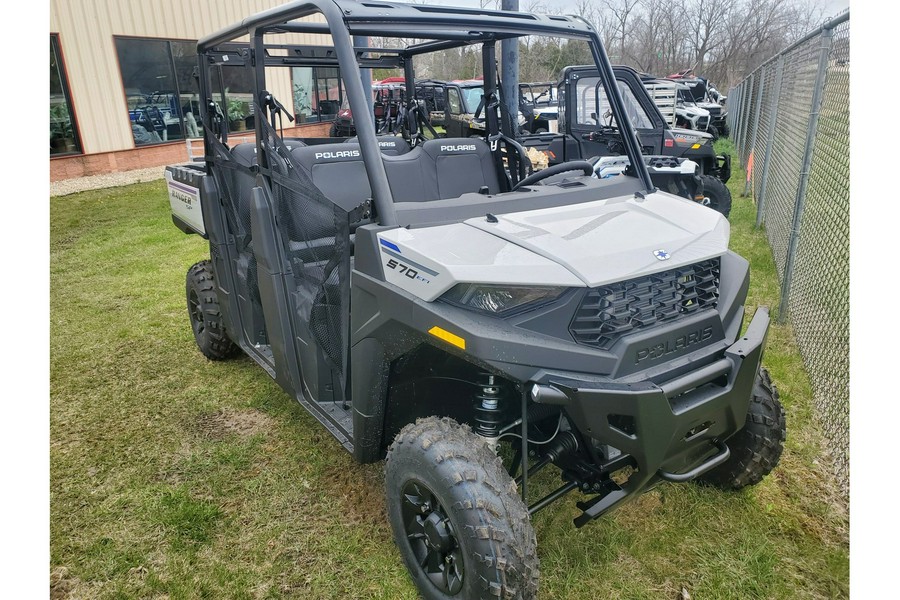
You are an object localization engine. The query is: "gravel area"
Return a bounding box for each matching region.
[50,166,167,197]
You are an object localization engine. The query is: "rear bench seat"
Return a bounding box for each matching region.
[288,137,500,205]
[230,137,502,269]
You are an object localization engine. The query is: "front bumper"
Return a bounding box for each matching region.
[535,307,770,524]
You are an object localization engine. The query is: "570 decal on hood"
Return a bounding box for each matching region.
[379,238,438,284]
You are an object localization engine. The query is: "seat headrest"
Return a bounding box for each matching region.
[347,135,410,156]
[420,137,492,159]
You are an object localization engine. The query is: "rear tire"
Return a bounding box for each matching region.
[385,417,539,600]
[708,124,720,141]
[699,368,786,490]
[699,174,732,218]
[186,260,240,361]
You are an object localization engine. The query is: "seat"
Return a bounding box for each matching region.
[347,135,410,156]
[382,137,501,202]
[229,140,308,309]
[419,138,500,199]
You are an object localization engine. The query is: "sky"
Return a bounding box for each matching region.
[398,0,850,21]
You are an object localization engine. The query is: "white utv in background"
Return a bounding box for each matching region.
[167,2,786,598]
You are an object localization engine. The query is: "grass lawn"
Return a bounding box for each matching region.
[50,142,848,599]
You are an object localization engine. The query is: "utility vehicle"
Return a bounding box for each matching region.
[329,81,406,137]
[522,65,732,215]
[669,75,729,138]
[519,82,559,134]
[416,78,528,138]
[167,2,785,598]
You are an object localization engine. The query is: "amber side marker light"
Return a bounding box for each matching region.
[428,326,466,350]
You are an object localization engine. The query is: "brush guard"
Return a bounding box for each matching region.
[521,307,770,527]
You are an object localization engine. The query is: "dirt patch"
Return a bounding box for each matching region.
[194,408,277,440]
[50,567,76,600]
[320,461,389,527]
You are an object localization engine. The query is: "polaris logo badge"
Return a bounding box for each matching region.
[440,144,477,152]
[635,327,713,364]
[653,249,671,261]
[315,150,360,160]
[379,141,396,147]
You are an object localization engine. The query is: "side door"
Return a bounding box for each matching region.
[567,71,664,157]
[444,86,466,137]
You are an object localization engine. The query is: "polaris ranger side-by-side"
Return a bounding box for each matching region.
[167,3,785,598]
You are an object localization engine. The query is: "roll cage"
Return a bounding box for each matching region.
[196,0,655,228]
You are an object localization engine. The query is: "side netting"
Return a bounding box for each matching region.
[258,114,355,385]
[204,130,266,343]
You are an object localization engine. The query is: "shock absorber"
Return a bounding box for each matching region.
[473,373,506,446]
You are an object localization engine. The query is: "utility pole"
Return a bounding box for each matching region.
[500,0,519,137]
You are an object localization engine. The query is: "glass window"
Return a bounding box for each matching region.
[292,67,316,122]
[115,37,205,146]
[447,88,462,114]
[219,63,254,132]
[460,87,484,114]
[316,67,342,117]
[291,66,344,123]
[50,35,81,155]
[171,41,201,138]
[575,77,653,130]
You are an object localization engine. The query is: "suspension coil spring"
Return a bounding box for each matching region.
[473,373,506,439]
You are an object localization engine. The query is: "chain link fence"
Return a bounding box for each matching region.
[727,12,849,496]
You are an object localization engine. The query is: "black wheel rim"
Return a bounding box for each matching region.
[401,479,464,595]
[188,289,205,336]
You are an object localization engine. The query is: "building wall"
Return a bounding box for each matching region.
[50,0,331,178]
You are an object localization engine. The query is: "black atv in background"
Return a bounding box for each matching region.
[521,65,732,215]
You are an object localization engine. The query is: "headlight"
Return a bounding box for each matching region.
[440,284,567,316]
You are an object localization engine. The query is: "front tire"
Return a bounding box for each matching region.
[699,174,733,218]
[186,260,240,361]
[699,368,786,489]
[385,417,539,600]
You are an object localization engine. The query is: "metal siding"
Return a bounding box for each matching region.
[50,0,332,154]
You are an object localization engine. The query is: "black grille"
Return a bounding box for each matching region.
[570,258,720,350]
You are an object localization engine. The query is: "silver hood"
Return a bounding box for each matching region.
[465,190,729,287]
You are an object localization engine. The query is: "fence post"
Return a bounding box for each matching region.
[755,55,785,228]
[777,26,835,323]
[730,83,742,147]
[743,64,767,197]
[734,77,747,152]
[738,72,755,164]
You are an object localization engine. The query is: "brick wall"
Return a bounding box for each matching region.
[49,122,332,182]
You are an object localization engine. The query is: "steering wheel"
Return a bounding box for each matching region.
[512,160,594,190]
